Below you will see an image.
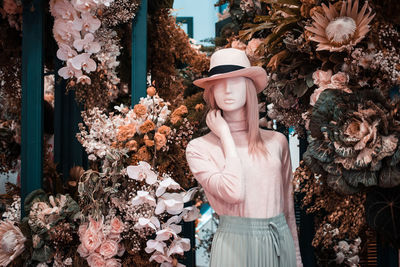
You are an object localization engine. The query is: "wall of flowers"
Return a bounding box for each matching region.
[214,0,400,265]
[1,0,400,266]
[0,0,211,266]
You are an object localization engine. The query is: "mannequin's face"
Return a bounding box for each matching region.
[212,76,246,111]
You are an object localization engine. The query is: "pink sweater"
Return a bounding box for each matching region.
[185,118,303,267]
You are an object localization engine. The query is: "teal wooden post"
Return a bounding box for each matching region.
[21,0,44,217]
[131,0,148,106]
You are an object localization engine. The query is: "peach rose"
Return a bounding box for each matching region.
[99,240,119,259]
[157,125,171,136]
[139,120,155,134]
[136,146,151,162]
[133,104,147,117]
[154,132,167,150]
[3,0,21,15]
[86,253,106,267]
[171,105,188,117]
[81,228,102,253]
[309,88,326,106]
[147,86,156,97]
[110,217,124,234]
[330,72,349,89]
[170,114,181,124]
[312,69,332,88]
[195,103,204,112]
[126,140,138,151]
[116,124,136,142]
[105,258,121,267]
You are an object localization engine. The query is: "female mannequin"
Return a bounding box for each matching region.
[185,48,303,267]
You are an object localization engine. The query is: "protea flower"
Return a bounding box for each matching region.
[305,0,375,52]
[0,220,26,266]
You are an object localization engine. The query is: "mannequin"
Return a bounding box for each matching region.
[185,48,303,267]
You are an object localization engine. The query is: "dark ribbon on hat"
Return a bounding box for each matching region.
[208,64,245,77]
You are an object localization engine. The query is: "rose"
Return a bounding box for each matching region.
[116,124,136,142]
[105,258,121,267]
[125,140,137,151]
[139,120,155,134]
[81,228,102,253]
[309,88,326,106]
[86,253,106,267]
[133,104,147,117]
[147,87,156,97]
[99,240,119,259]
[110,217,124,234]
[330,72,349,89]
[312,69,332,88]
[157,125,171,136]
[154,132,167,150]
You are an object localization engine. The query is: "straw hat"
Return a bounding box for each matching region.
[193,48,268,94]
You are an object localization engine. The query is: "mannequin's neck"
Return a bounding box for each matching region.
[222,107,246,122]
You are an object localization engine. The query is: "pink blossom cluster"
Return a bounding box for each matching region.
[77,215,125,267]
[49,0,112,85]
[127,161,200,266]
[310,70,353,106]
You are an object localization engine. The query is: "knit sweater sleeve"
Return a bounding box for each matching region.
[185,139,245,204]
[280,133,303,267]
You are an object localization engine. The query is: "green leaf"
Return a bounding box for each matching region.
[326,174,360,195]
[342,169,378,188]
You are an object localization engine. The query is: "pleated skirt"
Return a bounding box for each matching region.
[209,213,296,267]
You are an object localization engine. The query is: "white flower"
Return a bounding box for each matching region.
[155,193,184,215]
[126,161,158,185]
[180,206,200,222]
[145,239,166,254]
[131,191,156,207]
[134,216,160,231]
[167,237,190,257]
[156,177,181,197]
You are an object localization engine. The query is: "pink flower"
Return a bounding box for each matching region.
[156,177,181,197]
[245,38,263,58]
[81,228,102,253]
[70,53,97,73]
[53,19,81,45]
[80,12,101,33]
[0,221,26,266]
[127,161,158,185]
[180,206,200,222]
[145,239,166,254]
[77,75,92,85]
[312,69,332,89]
[155,225,181,241]
[70,0,96,13]
[109,217,124,235]
[50,0,77,20]
[57,43,78,61]
[155,193,184,215]
[330,72,349,89]
[131,191,156,207]
[86,253,106,267]
[105,258,121,267]
[309,88,326,106]
[77,243,90,258]
[167,238,190,257]
[73,33,101,53]
[58,60,82,80]
[99,240,118,259]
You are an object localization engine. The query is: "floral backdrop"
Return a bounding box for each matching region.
[1,0,400,266]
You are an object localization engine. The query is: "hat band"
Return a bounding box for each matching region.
[208,64,245,77]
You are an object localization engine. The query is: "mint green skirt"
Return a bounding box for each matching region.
[209,213,296,267]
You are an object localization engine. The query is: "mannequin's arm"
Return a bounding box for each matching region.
[185,139,244,204]
[280,134,304,267]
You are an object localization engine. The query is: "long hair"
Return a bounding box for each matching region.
[203,77,269,159]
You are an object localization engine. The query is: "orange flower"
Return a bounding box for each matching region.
[139,120,155,134]
[195,103,204,112]
[154,132,167,150]
[157,125,171,136]
[126,140,138,151]
[171,105,188,117]
[145,139,155,147]
[133,104,147,117]
[170,114,181,125]
[147,86,156,96]
[116,123,136,142]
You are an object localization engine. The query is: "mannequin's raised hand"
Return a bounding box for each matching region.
[206,109,230,139]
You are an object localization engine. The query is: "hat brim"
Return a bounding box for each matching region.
[193,66,268,94]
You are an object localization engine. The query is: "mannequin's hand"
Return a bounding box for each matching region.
[206,109,231,139]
